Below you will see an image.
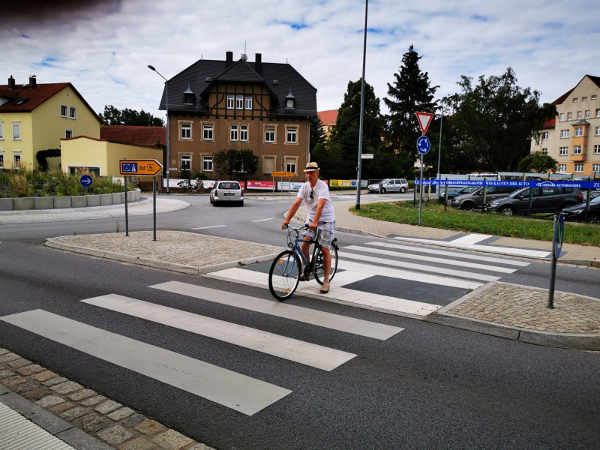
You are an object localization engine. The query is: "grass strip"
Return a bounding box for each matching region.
[351,200,600,247]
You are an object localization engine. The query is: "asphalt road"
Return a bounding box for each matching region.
[1,193,599,449]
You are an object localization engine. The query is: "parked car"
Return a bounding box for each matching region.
[487,186,583,216]
[450,185,519,211]
[210,181,244,206]
[367,178,409,193]
[438,186,480,204]
[562,194,600,222]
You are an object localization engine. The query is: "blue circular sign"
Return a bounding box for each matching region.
[554,212,564,258]
[417,136,431,155]
[80,175,93,188]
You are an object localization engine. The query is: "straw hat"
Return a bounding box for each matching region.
[304,162,320,172]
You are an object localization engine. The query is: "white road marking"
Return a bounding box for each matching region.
[191,225,227,230]
[151,281,402,340]
[449,234,493,245]
[0,310,291,416]
[82,294,355,371]
[339,251,500,282]
[344,245,517,273]
[364,242,530,266]
[251,218,274,223]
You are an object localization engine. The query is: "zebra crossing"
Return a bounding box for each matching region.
[207,241,531,317]
[0,281,403,416]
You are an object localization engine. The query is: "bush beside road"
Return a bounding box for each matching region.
[351,200,600,247]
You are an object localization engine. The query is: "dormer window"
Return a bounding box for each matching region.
[14,98,28,106]
[284,86,296,109]
[182,82,195,105]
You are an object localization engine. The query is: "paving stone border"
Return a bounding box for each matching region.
[0,347,215,450]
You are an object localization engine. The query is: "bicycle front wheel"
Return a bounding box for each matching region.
[314,244,338,285]
[268,250,301,301]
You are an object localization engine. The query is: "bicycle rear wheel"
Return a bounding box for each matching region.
[268,250,301,301]
[314,243,338,285]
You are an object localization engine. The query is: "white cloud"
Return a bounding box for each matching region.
[2,0,599,118]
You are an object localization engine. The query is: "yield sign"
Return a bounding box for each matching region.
[415,112,434,135]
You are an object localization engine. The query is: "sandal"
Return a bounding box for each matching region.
[320,282,330,293]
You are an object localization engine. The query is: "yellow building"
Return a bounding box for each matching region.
[0,76,101,170]
[530,75,600,176]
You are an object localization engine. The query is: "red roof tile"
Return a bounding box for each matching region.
[100,125,166,147]
[318,109,338,125]
[0,82,70,112]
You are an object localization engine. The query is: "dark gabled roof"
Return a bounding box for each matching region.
[0,81,100,122]
[157,54,317,116]
[100,125,166,147]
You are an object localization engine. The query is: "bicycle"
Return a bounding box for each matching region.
[268,223,339,301]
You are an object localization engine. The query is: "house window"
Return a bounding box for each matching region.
[236,95,244,109]
[180,154,191,171]
[592,95,597,100]
[558,164,567,172]
[559,147,568,156]
[582,97,587,102]
[12,124,20,140]
[592,163,600,173]
[286,127,297,144]
[227,94,234,109]
[567,112,572,120]
[573,145,582,155]
[230,124,238,141]
[265,126,275,143]
[180,123,191,140]
[0,124,3,140]
[202,124,213,141]
[203,155,213,172]
[69,106,76,119]
[559,113,565,121]
[573,98,578,103]
[245,95,252,110]
[596,127,600,136]
[14,154,21,167]
[287,99,294,108]
[263,156,275,174]
[577,111,582,119]
[286,161,296,173]
[575,127,583,137]
[586,110,590,118]
[542,132,548,140]
[594,145,600,154]
[542,148,548,155]
[61,104,67,118]
[597,109,600,118]
[65,130,73,138]
[240,125,248,141]
[560,129,569,138]
[0,154,4,168]
[574,163,583,172]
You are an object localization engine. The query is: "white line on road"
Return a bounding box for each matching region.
[82,294,356,371]
[251,218,274,223]
[0,310,291,416]
[150,281,402,340]
[191,225,227,230]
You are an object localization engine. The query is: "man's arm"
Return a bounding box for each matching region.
[281,197,304,229]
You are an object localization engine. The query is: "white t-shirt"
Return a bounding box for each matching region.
[297,179,335,223]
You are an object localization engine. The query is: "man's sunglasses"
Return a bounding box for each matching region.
[310,190,314,200]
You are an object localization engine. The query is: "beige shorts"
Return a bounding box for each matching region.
[303,221,335,250]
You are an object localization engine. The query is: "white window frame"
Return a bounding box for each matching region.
[65,130,73,138]
[558,164,567,172]
[597,109,600,118]
[236,95,244,109]
[577,111,582,119]
[69,106,77,119]
[227,94,234,109]
[559,113,565,121]
[286,161,297,174]
[574,163,583,173]
[265,126,275,143]
[567,112,572,120]
[596,127,600,136]
[286,127,298,144]
[12,123,21,141]
[230,124,238,141]
[542,132,548,140]
[559,147,568,156]
[573,145,582,155]
[244,95,252,110]
[575,127,583,137]
[582,97,587,102]
[180,154,191,171]
[560,129,569,139]
[592,95,597,100]
[60,104,68,118]
[594,145,600,155]
[239,124,248,142]
[202,123,213,141]
[14,153,21,167]
[592,163,600,173]
[180,122,191,140]
[573,98,578,103]
[542,148,548,155]
[202,155,213,172]
[585,110,590,118]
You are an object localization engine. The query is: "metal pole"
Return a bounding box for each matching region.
[437,113,443,181]
[153,176,157,241]
[548,214,557,308]
[124,176,129,236]
[356,0,368,211]
[165,80,170,194]
[418,154,424,225]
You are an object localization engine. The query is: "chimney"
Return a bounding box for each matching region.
[29,75,37,89]
[255,53,262,72]
[8,75,15,90]
[226,51,233,67]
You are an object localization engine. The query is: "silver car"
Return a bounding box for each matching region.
[210,181,244,206]
[367,178,409,194]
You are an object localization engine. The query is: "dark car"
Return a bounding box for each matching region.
[438,186,480,204]
[450,185,519,211]
[562,194,600,222]
[487,186,583,216]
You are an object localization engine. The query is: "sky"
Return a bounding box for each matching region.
[2,0,600,120]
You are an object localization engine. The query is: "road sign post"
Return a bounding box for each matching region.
[548,212,564,308]
[416,135,431,226]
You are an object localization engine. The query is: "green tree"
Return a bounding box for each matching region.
[443,68,557,172]
[311,142,345,180]
[212,149,259,180]
[384,45,439,177]
[517,152,558,173]
[100,105,165,126]
[310,115,327,153]
[329,79,385,179]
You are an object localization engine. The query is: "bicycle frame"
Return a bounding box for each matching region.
[281,227,319,277]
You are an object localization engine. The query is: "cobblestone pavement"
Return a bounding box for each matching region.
[0,347,214,450]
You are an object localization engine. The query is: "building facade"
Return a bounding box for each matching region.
[318,109,338,139]
[156,52,317,182]
[531,75,600,176]
[0,76,101,170]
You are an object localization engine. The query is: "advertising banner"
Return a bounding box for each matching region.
[415,179,600,189]
[246,180,275,190]
[164,179,217,188]
[277,181,304,191]
[330,180,351,187]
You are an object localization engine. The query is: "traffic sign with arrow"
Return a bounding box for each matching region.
[119,159,163,176]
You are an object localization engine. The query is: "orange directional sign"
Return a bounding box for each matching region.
[119,159,163,176]
[272,171,295,177]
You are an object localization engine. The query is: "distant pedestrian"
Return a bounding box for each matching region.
[136,177,141,190]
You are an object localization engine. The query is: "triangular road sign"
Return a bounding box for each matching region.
[415,112,434,135]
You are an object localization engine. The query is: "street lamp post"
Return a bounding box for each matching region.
[148,65,170,193]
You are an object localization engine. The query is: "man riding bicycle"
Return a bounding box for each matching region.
[281,162,335,294]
